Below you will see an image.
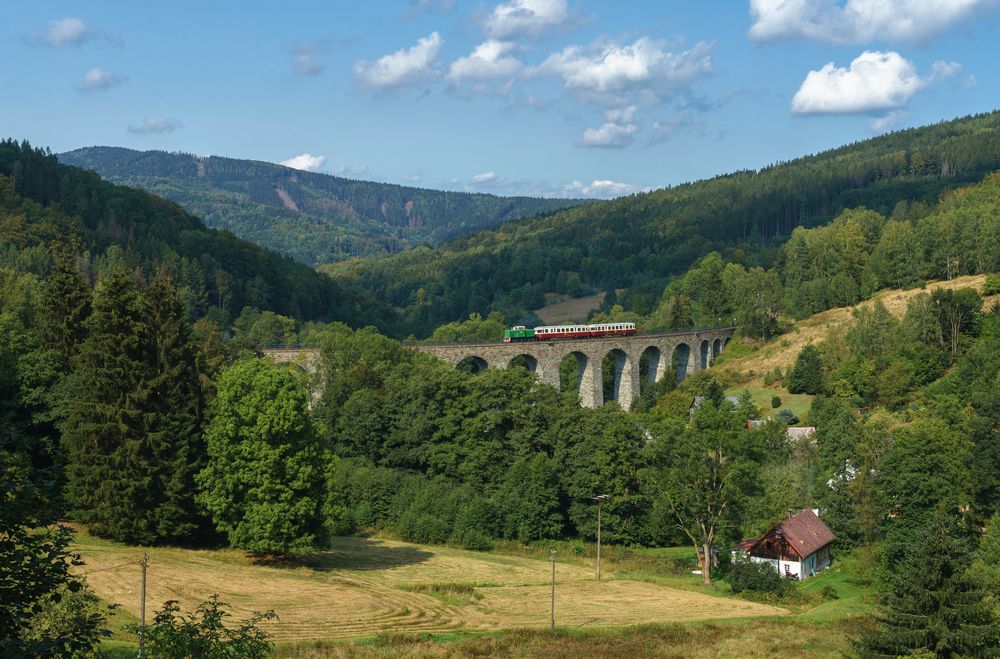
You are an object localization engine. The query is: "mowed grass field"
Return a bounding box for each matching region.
[73,531,787,644]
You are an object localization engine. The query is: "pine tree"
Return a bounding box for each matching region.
[143,268,208,544]
[62,268,155,543]
[854,510,1000,657]
[787,344,824,394]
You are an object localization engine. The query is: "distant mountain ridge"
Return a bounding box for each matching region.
[328,110,1000,336]
[57,147,584,265]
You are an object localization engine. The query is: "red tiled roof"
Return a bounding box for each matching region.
[735,539,756,551]
[773,509,835,558]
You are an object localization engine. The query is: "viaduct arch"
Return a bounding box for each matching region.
[414,327,734,410]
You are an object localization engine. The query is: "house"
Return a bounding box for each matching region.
[734,508,835,579]
[745,419,816,441]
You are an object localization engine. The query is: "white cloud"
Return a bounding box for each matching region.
[280,153,327,171]
[650,112,702,143]
[80,67,126,92]
[930,60,963,81]
[563,179,641,198]
[791,50,926,114]
[537,37,713,98]
[485,0,570,40]
[292,42,326,76]
[471,171,499,184]
[37,17,92,46]
[402,171,424,183]
[127,117,182,135]
[579,105,639,147]
[448,40,523,82]
[869,110,905,132]
[749,0,996,44]
[353,32,442,90]
[333,164,369,177]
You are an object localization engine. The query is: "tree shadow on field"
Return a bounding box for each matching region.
[252,536,433,572]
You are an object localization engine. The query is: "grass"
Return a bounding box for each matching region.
[534,292,606,324]
[267,618,855,657]
[73,531,787,645]
[726,386,815,423]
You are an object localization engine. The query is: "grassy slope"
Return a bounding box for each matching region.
[714,274,999,420]
[82,529,873,657]
[74,531,787,646]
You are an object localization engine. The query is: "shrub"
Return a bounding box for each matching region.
[820,584,840,600]
[727,558,791,597]
[762,371,775,386]
[460,529,492,552]
[984,273,1000,296]
[770,395,782,409]
[128,595,276,659]
[412,515,449,545]
[776,409,799,425]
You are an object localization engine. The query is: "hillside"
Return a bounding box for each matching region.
[57,147,583,265]
[0,140,393,328]
[708,273,999,418]
[328,110,1000,335]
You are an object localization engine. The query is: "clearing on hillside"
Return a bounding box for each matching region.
[73,533,785,642]
[534,292,606,325]
[714,274,997,387]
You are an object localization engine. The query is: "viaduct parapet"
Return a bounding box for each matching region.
[263,327,734,410]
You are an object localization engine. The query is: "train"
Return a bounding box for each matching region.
[503,322,637,342]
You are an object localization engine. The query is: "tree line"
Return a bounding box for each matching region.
[332,111,1000,336]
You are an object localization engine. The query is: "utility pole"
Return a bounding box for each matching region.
[139,553,148,658]
[593,494,609,581]
[550,549,556,629]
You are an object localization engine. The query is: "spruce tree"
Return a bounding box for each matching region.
[62,268,155,543]
[144,268,207,544]
[855,510,1000,657]
[787,344,824,394]
[40,254,91,361]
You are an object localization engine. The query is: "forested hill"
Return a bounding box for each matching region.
[57,147,583,265]
[329,110,1000,336]
[0,140,394,329]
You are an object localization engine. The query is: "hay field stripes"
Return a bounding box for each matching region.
[73,534,786,642]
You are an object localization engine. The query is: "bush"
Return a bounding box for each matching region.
[776,409,799,425]
[460,529,492,552]
[984,273,1000,296]
[727,558,792,597]
[128,595,276,659]
[412,515,449,545]
[762,371,775,386]
[770,395,782,409]
[820,584,840,600]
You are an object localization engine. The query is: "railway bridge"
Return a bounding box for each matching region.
[263,327,734,410]
[413,327,734,409]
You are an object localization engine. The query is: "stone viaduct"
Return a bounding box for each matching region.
[263,327,734,410]
[413,327,735,409]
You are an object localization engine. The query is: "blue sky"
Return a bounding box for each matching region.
[3,1,999,198]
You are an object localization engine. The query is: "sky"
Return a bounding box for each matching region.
[3,1,1000,199]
